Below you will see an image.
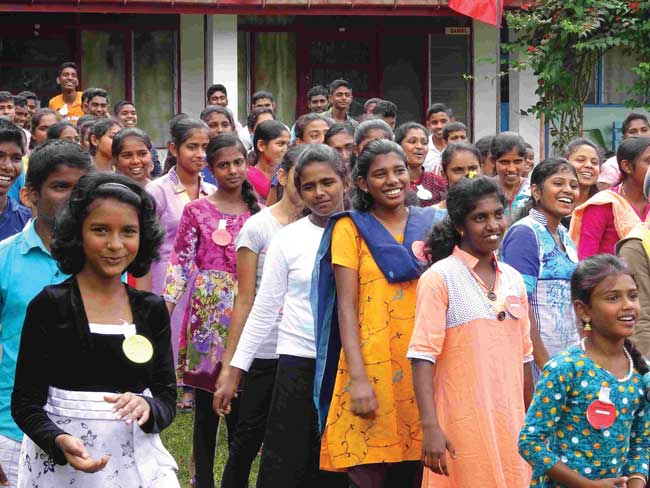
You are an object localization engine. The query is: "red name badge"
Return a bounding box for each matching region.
[212,219,232,246]
[586,387,616,430]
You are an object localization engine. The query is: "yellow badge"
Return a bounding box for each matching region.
[122,334,153,364]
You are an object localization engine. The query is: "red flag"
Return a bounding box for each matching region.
[448,0,502,26]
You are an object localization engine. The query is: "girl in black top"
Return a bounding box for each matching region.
[11,173,179,487]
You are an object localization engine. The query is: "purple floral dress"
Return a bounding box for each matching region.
[163,198,251,392]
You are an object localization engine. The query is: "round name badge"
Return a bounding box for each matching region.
[122,334,154,364]
[586,387,616,430]
[212,219,232,246]
[411,240,427,263]
[505,295,523,318]
[416,185,433,201]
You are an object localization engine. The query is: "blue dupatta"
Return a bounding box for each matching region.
[311,206,443,431]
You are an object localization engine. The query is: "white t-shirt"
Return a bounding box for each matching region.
[424,135,444,174]
[234,207,283,359]
[230,216,323,372]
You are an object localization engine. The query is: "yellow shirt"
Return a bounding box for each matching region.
[48,92,84,124]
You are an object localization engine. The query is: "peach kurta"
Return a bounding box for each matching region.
[408,247,533,487]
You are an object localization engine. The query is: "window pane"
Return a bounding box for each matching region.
[602,47,640,105]
[81,31,126,103]
[382,35,425,125]
[133,30,176,148]
[311,40,370,65]
[254,32,297,125]
[0,66,59,106]
[429,34,470,125]
[237,31,250,128]
[0,38,67,63]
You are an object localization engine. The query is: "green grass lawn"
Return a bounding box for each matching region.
[161,410,260,487]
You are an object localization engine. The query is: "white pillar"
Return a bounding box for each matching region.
[180,14,206,118]
[472,20,498,140]
[206,15,239,122]
[508,46,542,160]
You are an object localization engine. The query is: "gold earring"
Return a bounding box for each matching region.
[583,320,591,336]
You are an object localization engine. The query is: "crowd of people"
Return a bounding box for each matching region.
[0,59,649,488]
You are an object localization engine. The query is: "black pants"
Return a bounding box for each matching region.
[255,355,346,488]
[348,461,423,488]
[194,388,240,488]
[221,358,278,488]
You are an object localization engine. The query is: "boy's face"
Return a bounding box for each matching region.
[26,98,38,117]
[253,97,275,111]
[308,94,328,113]
[13,105,29,128]
[208,90,228,107]
[0,141,24,197]
[624,119,650,139]
[427,111,450,141]
[28,165,89,227]
[447,130,467,143]
[329,87,352,111]
[57,67,79,91]
[88,96,109,117]
[0,100,15,120]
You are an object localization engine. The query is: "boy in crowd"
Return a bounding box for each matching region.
[598,112,650,190]
[17,92,38,122]
[443,121,468,144]
[424,103,453,174]
[11,97,29,130]
[251,91,276,112]
[0,122,30,241]
[372,99,398,129]
[84,88,110,118]
[48,62,84,124]
[206,84,244,132]
[0,93,14,122]
[307,85,329,114]
[323,79,358,130]
[0,140,92,486]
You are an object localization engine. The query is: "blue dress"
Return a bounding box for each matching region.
[519,345,650,486]
[502,208,580,377]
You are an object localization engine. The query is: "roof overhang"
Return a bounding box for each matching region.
[0,0,523,17]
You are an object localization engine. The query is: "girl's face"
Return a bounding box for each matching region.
[171,129,209,175]
[278,165,303,208]
[327,132,354,168]
[298,161,345,218]
[59,126,80,144]
[575,273,639,341]
[567,145,600,188]
[532,167,579,220]
[457,194,506,258]
[96,125,122,158]
[357,152,410,211]
[116,104,138,128]
[400,128,428,168]
[116,136,152,183]
[258,131,290,166]
[209,145,247,192]
[33,114,58,145]
[445,150,481,187]
[299,120,330,145]
[494,148,525,189]
[81,198,140,280]
[622,146,650,189]
[206,112,232,139]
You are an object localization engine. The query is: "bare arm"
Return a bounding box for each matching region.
[411,360,455,476]
[334,264,378,417]
[528,306,549,370]
[523,361,533,410]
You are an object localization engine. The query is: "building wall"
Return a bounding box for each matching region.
[180,14,205,118]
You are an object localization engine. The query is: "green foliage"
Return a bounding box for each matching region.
[505,0,650,150]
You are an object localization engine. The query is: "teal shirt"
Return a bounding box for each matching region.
[0,220,69,441]
[520,345,650,485]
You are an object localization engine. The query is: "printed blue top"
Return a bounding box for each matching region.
[519,345,650,486]
[502,208,580,365]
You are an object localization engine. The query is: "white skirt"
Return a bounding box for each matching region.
[17,386,180,488]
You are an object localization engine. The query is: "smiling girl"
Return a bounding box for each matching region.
[435,142,482,211]
[314,140,446,487]
[12,173,178,487]
[113,128,154,187]
[247,120,290,204]
[519,255,650,488]
[395,122,446,207]
[490,132,531,221]
[408,176,533,487]
[163,134,258,488]
[502,159,580,376]
[570,137,650,259]
[89,118,123,173]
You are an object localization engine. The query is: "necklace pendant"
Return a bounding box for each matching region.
[487,291,497,301]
